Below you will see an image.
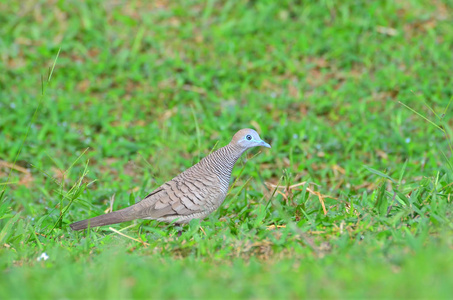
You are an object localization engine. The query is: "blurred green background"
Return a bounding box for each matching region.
[1,0,453,298]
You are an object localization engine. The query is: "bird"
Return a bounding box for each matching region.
[70,128,271,231]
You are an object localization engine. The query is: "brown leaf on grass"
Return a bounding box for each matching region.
[266,224,286,230]
[373,90,399,102]
[0,161,34,187]
[182,85,206,94]
[7,56,26,69]
[332,164,345,175]
[77,79,90,92]
[87,48,100,58]
[128,186,141,194]
[310,162,326,171]
[133,120,146,127]
[376,26,398,36]
[407,19,438,32]
[353,182,378,191]
[376,149,388,160]
[158,107,177,122]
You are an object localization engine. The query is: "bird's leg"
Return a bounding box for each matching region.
[173,224,183,238]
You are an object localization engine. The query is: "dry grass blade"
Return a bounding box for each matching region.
[104,194,116,214]
[266,224,286,230]
[0,161,30,173]
[183,85,206,94]
[0,161,34,187]
[266,181,333,215]
[199,226,207,236]
[109,227,149,247]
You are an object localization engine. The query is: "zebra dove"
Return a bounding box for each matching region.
[70,128,271,231]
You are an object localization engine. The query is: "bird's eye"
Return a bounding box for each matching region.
[246,135,252,141]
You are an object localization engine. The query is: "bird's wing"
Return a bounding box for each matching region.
[132,174,223,220]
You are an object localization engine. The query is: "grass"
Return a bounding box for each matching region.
[1,0,453,298]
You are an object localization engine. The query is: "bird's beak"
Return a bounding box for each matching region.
[259,140,271,148]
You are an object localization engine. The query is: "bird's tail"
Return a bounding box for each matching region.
[69,208,136,231]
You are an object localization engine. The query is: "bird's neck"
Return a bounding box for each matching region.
[202,143,246,191]
[216,143,246,168]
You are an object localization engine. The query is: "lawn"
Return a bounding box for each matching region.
[1,0,453,298]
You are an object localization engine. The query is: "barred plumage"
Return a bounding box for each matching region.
[69,128,271,231]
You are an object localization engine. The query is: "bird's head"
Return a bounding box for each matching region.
[230,128,271,150]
